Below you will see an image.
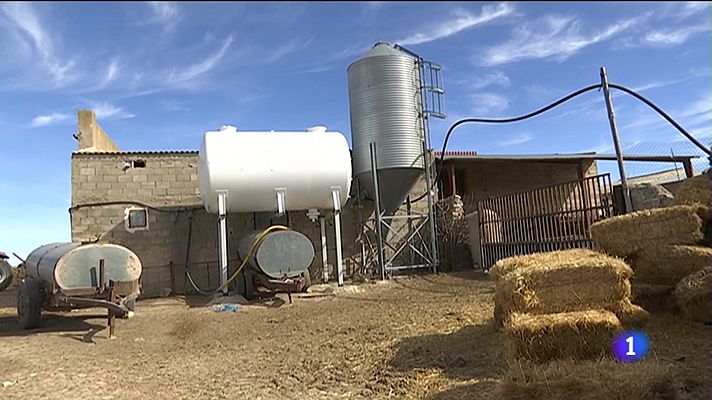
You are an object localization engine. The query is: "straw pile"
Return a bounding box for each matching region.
[611,300,650,329]
[493,249,632,323]
[504,310,622,362]
[497,359,677,400]
[674,175,711,206]
[673,267,712,323]
[629,245,712,285]
[590,205,703,257]
[631,282,676,313]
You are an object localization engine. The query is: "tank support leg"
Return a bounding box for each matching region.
[217,190,229,295]
[320,215,329,283]
[332,188,344,287]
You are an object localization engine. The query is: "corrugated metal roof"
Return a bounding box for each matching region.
[436,152,699,162]
[72,150,198,156]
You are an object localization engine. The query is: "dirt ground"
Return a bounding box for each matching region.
[0,271,710,400]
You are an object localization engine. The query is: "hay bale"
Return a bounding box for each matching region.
[494,249,632,322]
[504,310,622,362]
[694,205,712,246]
[631,282,676,313]
[610,300,649,329]
[629,245,712,285]
[674,176,711,206]
[490,248,629,281]
[497,359,677,400]
[590,205,703,257]
[674,267,712,323]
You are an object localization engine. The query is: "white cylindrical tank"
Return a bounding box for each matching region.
[198,126,352,213]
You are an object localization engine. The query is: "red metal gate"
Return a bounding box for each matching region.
[477,174,616,269]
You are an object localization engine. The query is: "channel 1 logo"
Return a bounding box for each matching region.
[612,330,650,362]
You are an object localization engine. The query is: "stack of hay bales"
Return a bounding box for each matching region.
[491,249,646,329]
[591,205,711,321]
[491,249,647,361]
[491,249,673,398]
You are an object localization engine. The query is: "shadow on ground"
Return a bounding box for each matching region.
[389,321,505,397]
[0,314,105,338]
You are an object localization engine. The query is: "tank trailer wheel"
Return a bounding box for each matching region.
[237,268,256,300]
[17,278,43,329]
[0,260,13,292]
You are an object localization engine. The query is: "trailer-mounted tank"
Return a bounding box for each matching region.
[18,242,142,331]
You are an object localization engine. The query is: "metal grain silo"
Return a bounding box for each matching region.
[348,42,425,214]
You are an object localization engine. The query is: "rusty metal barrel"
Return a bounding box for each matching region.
[238,230,314,279]
[25,242,142,291]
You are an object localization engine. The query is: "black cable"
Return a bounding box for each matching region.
[608,83,712,156]
[412,84,603,202]
[69,200,202,213]
[412,81,711,203]
[181,211,216,295]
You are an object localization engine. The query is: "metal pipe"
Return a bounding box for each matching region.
[320,215,328,283]
[332,188,345,287]
[370,142,386,280]
[217,190,229,295]
[600,67,633,213]
[334,211,344,287]
[99,259,105,292]
[423,142,438,273]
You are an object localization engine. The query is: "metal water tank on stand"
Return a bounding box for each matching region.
[197,125,353,292]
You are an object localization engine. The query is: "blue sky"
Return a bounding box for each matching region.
[0,1,710,260]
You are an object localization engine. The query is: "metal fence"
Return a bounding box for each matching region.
[477,174,616,269]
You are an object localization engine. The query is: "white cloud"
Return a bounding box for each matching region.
[0,2,74,85]
[468,92,510,116]
[676,1,711,18]
[620,93,711,143]
[91,102,136,120]
[261,38,312,64]
[479,14,642,66]
[147,1,181,31]
[469,71,511,90]
[30,112,70,127]
[168,35,233,83]
[102,59,121,86]
[498,132,533,146]
[398,3,514,46]
[642,24,710,47]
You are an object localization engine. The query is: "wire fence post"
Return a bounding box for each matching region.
[600,66,633,213]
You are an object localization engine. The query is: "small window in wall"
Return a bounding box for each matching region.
[132,160,146,168]
[125,207,149,232]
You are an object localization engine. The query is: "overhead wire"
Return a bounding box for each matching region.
[411,82,711,203]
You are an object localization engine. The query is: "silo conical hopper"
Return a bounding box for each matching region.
[348,42,426,215]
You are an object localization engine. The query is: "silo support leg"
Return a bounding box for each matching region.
[320,216,329,283]
[217,191,229,295]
